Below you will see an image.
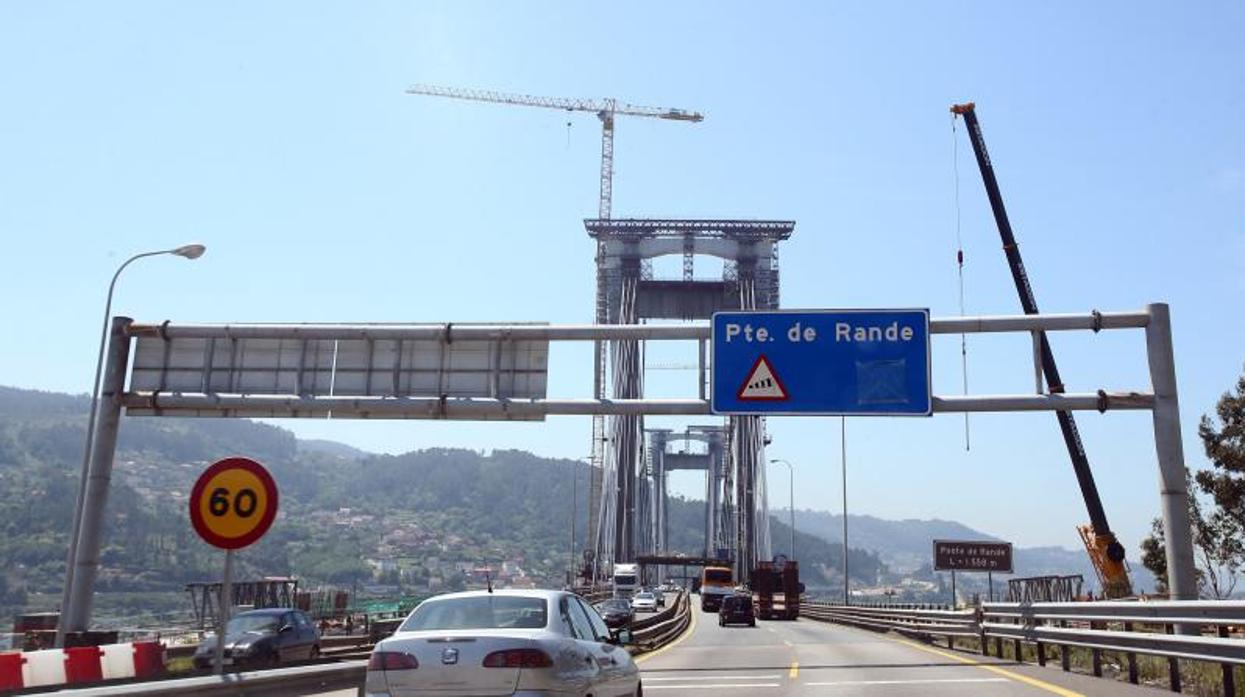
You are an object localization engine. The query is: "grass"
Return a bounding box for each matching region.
[938,633,1243,697]
[164,656,196,674]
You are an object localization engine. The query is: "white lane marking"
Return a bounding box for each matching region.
[646,684,781,690]
[644,675,783,681]
[803,678,1011,686]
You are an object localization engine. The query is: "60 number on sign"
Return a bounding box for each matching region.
[190,457,279,549]
[189,457,279,674]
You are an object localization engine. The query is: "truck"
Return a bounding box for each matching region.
[612,563,639,599]
[751,560,802,620]
[698,565,734,612]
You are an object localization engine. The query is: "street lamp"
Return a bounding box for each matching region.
[570,456,592,589]
[841,417,848,605]
[768,459,796,560]
[57,243,207,646]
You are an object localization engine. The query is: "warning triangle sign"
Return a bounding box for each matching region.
[736,355,789,401]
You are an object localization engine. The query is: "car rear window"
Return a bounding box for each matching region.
[399,596,548,631]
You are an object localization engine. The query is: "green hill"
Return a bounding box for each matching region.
[0,385,884,626]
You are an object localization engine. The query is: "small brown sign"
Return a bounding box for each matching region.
[933,539,1013,572]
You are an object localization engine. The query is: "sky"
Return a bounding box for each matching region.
[1,2,1242,554]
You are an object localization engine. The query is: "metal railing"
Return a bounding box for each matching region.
[51,660,367,696]
[627,590,690,652]
[802,601,977,638]
[803,600,1245,695]
[53,593,692,695]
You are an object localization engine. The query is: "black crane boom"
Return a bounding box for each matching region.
[951,102,1130,595]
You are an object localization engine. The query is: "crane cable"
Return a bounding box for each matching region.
[952,113,970,451]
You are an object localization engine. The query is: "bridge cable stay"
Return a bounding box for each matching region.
[952,113,971,451]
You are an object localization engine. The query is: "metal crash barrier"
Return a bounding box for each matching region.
[803,600,1245,695]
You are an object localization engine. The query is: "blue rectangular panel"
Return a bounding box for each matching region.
[711,309,931,416]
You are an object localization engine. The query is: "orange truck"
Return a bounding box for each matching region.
[699,565,734,612]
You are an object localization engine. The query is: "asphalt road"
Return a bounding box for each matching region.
[634,604,1168,697]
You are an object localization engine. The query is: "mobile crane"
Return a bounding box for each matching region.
[950,102,1132,598]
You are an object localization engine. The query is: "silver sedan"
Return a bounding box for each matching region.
[364,589,641,697]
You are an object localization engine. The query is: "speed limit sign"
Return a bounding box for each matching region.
[189,457,279,550]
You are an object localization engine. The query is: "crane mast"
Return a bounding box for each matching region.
[951,102,1132,598]
[407,84,704,581]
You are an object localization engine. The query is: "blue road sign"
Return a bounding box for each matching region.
[711,309,932,416]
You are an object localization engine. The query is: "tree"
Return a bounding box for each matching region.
[1196,371,1245,533]
[1139,518,1169,595]
[1141,370,1245,598]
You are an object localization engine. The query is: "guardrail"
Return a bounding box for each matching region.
[627,591,690,653]
[43,593,692,695]
[163,633,371,660]
[802,601,976,639]
[803,600,1245,695]
[43,660,367,696]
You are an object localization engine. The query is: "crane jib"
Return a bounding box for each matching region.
[952,102,1129,592]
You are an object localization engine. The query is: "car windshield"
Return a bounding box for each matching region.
[227,615,280,633]
[615,574,637,585]
[602,600,630,611]
[635,593,654,600]
[399,596,547,631]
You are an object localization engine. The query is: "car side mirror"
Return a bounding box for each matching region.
[613,629,633,645]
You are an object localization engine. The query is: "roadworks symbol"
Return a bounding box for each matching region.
[737,355,788,401]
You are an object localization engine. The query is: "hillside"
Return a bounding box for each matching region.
[0,385,884,626]
[782,509,1159,594]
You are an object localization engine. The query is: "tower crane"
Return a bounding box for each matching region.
[406,84,704,578]
[405,84,703,220]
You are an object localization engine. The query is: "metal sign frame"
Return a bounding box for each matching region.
[127,323,550,420]
[57,305,1200,639]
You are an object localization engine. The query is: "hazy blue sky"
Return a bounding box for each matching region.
[2,2,1242,554]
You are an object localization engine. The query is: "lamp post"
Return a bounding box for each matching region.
[769,459,795,560]
[841,416,849,605]
[570,456,592,589]
[57,244,206,646]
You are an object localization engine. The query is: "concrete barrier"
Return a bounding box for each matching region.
[5,640,167,689]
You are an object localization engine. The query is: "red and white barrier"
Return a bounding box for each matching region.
[100,642,136,680]
[0,641,164,690]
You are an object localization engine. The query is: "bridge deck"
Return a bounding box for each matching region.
[634,604,1167,696]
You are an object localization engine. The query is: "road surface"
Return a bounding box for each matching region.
[633,604,1167,696]
[310,601,1170,696]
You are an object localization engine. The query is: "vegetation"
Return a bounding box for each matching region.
[1141,369,1245,598]
[0,385,885,627]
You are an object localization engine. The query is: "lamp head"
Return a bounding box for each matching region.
[171,243,206,259]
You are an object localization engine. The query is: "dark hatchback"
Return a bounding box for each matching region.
[193,608,321,669]
[718,594,755,627]
[596,598,635,629]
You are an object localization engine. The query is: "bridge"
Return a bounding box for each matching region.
[18,591,1243,695]
[16,214,1220,695]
